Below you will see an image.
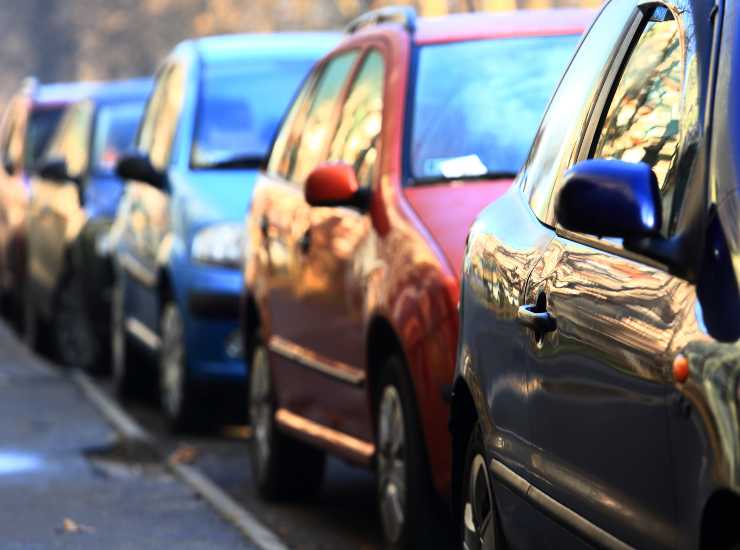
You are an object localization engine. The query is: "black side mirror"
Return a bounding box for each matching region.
[38,157,79,185]
[115,152,166,189]
[555,159,662,239]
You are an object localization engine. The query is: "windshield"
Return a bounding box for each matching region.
[25,107,64,169]
[410,35,579,182]
[91,101,145,176]
[191,58,317,170]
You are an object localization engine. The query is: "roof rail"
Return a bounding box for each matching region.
[20,77,39,97]
[346,6,417,34]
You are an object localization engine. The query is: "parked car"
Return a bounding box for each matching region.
[242,7,590,547]
[111,33,338,431]
[452,1,740,549]
[0,79,98,324]
[23,78,152,369]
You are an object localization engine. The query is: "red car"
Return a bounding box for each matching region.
[0,79,98,323]
[241,7,591,547]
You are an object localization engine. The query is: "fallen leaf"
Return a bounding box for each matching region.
[169,444,199,465]
[58,517,94,534]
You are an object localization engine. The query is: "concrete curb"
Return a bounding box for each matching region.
[70,368,288,550]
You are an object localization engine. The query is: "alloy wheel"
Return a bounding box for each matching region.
[160,304,185,419]
[463,454,496,550]
[377,384,406,544]
[249,345,273,472]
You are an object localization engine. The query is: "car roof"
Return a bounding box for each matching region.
[413,9,595,45]
[32,80,101,109]
[85,77,153,106]
[190,32,341,66]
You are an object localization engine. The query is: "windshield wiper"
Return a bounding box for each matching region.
[197,155,264,170]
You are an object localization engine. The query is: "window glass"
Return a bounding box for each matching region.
[592,7,683,232]
[0,103,21,171]
[267,73,315,178]
[521,0,634,222]
[327,50,384,188]
[137,63,185,171]
[45,102,92,178]
[411,35,578,183]
[290,51,358,185]
[91,101,146,176]
[24,107,64,169]
[191,58,315,170]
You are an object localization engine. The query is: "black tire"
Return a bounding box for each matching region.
[52,274,103,373]
[21,282,43,352]
[375,355,450,549]
[248,341,325,500]
[460,422,504,550]
[159,300,200,432]
[111,278,150,400]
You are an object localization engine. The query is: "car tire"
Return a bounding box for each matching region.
[111,278,149,400]
[21,282,45,352]
[159,300,200,432]
[460,422,504,550]
[375,355,449,549]
[248,341,325,500]
[52,274,102,373]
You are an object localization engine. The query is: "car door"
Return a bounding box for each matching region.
[259,49,362,432]
[523,5,698,548]
[0,99,24,288]
[119,61,185,336]
[28,101,92,311]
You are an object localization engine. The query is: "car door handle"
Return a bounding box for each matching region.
[298,229,311,254]
[517,304,557,333]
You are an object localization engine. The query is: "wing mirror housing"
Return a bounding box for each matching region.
[305,162,370,211]
[115,151,166,189]
[37,157,80,185]
[556,159,662,239]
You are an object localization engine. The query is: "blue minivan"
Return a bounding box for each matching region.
[111,33,337,430]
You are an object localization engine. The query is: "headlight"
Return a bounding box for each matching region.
[191,222,245,268]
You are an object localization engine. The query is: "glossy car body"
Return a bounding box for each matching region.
[242,8,591,545]
[110,34,336,426]
[23,78,151,368]
[0,79,97,320]
[452,1,740,549]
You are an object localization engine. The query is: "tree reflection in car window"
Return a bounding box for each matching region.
[327,50,384,189]
[592,6,683,227]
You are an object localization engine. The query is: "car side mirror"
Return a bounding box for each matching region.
[115,151,166,189]
[38,157,79,185]
[555,159,662,239]
[305,162,370,211]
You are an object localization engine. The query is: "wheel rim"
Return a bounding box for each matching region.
[377,385,406,544]
[160,305,185,419]
[463,454,496,550]
[111,284,125,385]
[56,290,95,368]
[249,345,273,471]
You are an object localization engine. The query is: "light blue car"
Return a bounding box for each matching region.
[110,33,337,431]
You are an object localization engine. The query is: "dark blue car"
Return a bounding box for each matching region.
[452,1,740,549]
[24,78,151,370]
[111,33,338,431]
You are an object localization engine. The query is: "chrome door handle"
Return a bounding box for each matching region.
[517,304,557,333]
[298,229,311,254]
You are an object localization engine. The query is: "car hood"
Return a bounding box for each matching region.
[403,179,514,279]
[171,169,258,228]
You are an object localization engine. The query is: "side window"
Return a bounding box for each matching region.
[521,0,634,223]
[44,102,93,178]
[290,51,359,186]
[591,6,682,234]
[327,50,384,189]
[137,62,186,171]
[0,104,20,172]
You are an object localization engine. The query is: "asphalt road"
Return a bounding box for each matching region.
[0,322,251,549]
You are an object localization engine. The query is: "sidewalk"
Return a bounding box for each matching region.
[0,323,251,549]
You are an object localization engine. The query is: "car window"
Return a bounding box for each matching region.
[591,6,683,235]
[0,102,22,172]
[91,101,146,176]
[25,107,64,170]
[327,50,384,189]
[289,51,359,186]
[520,0,634,224]
[44,101,93,178]
[190,58,316,170]
[410,35,578,183]
[137,62,186,171]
